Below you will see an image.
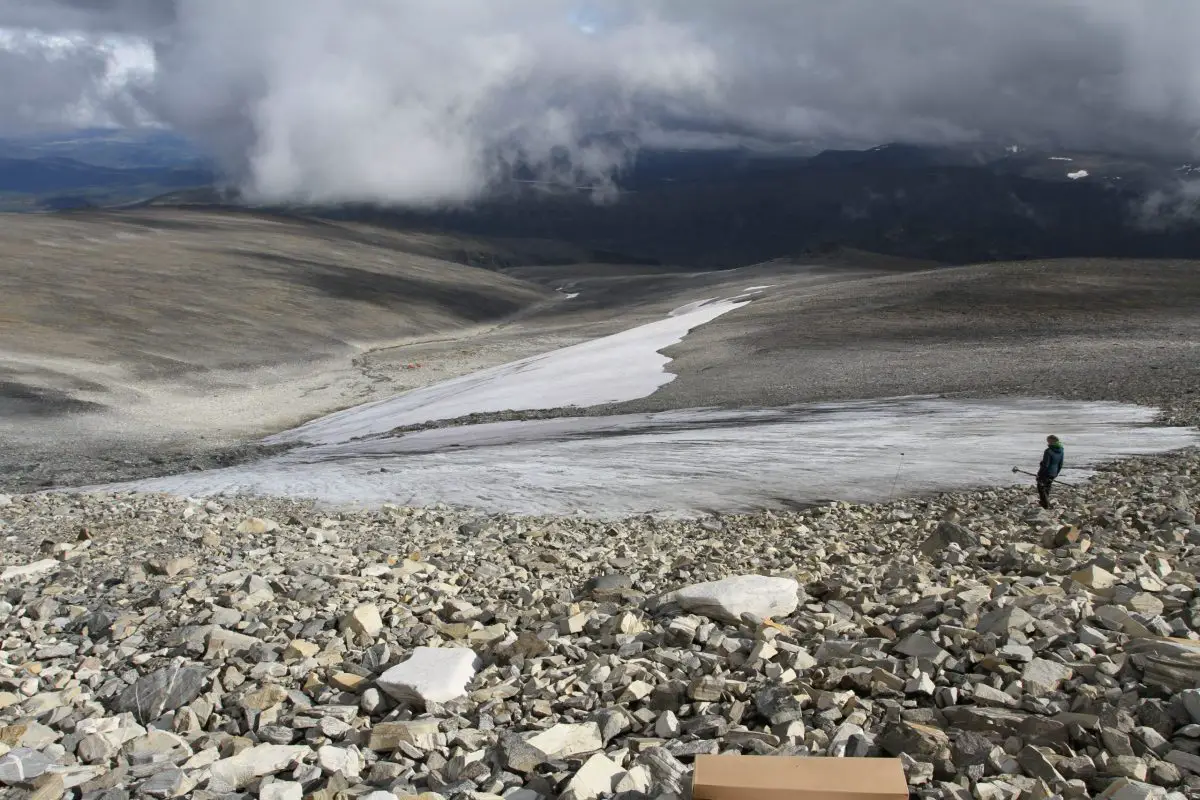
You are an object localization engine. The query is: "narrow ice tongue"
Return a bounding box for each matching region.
[267,296,750,446]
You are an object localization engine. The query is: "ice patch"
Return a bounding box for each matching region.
[1067,170,1089,180]
[268,295,752,446]
[110,397,1199,518]
[1049,156,1074,161]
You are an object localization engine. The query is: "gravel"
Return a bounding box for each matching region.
[1,446,1199,799]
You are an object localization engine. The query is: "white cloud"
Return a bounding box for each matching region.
[0,26,155,129]
[4,1,1200,204]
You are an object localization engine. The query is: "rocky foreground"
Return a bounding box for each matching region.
[2,449,1200,800]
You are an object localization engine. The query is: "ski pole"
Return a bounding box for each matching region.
[1011,466,1077,488]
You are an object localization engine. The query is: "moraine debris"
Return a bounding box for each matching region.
[0,448,1197,798]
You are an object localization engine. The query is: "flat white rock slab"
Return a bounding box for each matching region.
[526,722,604,760]
[664,575,800,623]
[1,559,60,583]
[377,647,481,705]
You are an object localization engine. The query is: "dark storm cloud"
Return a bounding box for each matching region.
[3,0,1200,203]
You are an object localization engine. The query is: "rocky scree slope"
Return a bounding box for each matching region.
[0,449,1199,799]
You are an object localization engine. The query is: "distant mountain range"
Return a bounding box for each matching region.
[0,129,214,211]
[5,129,1200,266]
[313,144,1200,266]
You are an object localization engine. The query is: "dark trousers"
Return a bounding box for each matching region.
[1037,476,1054,509]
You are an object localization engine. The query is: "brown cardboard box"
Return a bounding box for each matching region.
[692,755,909,800]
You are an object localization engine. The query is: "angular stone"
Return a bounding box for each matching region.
[1126,593,1165,617]
[1166,749,1200,774]
[1057,755,1096,781]
[260,781,304,800]
[28,773,65,800]
[136,768,196,798]
[896,632,948,660]
[1051,525,1082,548]
[1070,565,1117,595]
[283,640,320,661]
[236,517,279,534]
[584,573,633,598]
[316,745,362,778]
[614,765,652,795]
[147,557,196,578]
[1018,746,1065,785]
[1180,690,1200,724]
[1022,658,1074,696]
[344,604,384,639]
[206,744,311,794]
[755,684,804,726]
[0,559,59,583]
[1127,638,1200,692]
[526,723,604,760]
[919,519,977,556]
[0,748,54,785]
[977,606,1035,637]
[688,675,725,702]
[1095,779,1166,800]
[376,647,480,705]
[367,721,441,752]
[1107,756,1148,781]
[942,707,1067,747]
[116,664,207,724]
[500,733,550,774]
[242,684,288,711]
[973,684,1018,708]
[1095,605,1154,638]
[879,721,949,761]
[205,627,261,659]
[564,753,622,800]
[662,575,799,623]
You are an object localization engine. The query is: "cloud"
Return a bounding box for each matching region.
[0,26,155,131]
[1136,177,1200,230]
[4,0,1200,205]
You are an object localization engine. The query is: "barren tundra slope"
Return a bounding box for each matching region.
[0,209,553,372]
[0,209,555,488]
[622,259,1200,424]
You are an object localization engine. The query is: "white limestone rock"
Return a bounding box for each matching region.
[662,574,799,623]
[376,647,481,705]
[206,744,311,794]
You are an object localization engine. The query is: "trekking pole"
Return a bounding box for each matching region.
[1011,466,1077,488]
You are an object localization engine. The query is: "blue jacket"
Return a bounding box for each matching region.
[1038,443,1064,479]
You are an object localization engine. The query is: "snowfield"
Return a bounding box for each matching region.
[93,292,1200,517]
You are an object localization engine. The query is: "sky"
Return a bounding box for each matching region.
[2,0,1200,205]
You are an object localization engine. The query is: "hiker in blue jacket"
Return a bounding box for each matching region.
[1036,435,1065,509]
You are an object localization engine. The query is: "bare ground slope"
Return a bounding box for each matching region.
[620,259,1200,422]
[0,209,557,487]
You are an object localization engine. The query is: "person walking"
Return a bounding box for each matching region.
[1036,435,1065,509]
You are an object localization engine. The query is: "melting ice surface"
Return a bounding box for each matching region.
[103,292,1199,517]
[117,398,1198,518]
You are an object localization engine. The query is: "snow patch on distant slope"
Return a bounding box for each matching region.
[1067,169,1089,180]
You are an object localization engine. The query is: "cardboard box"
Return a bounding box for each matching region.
[692,755,909,800]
